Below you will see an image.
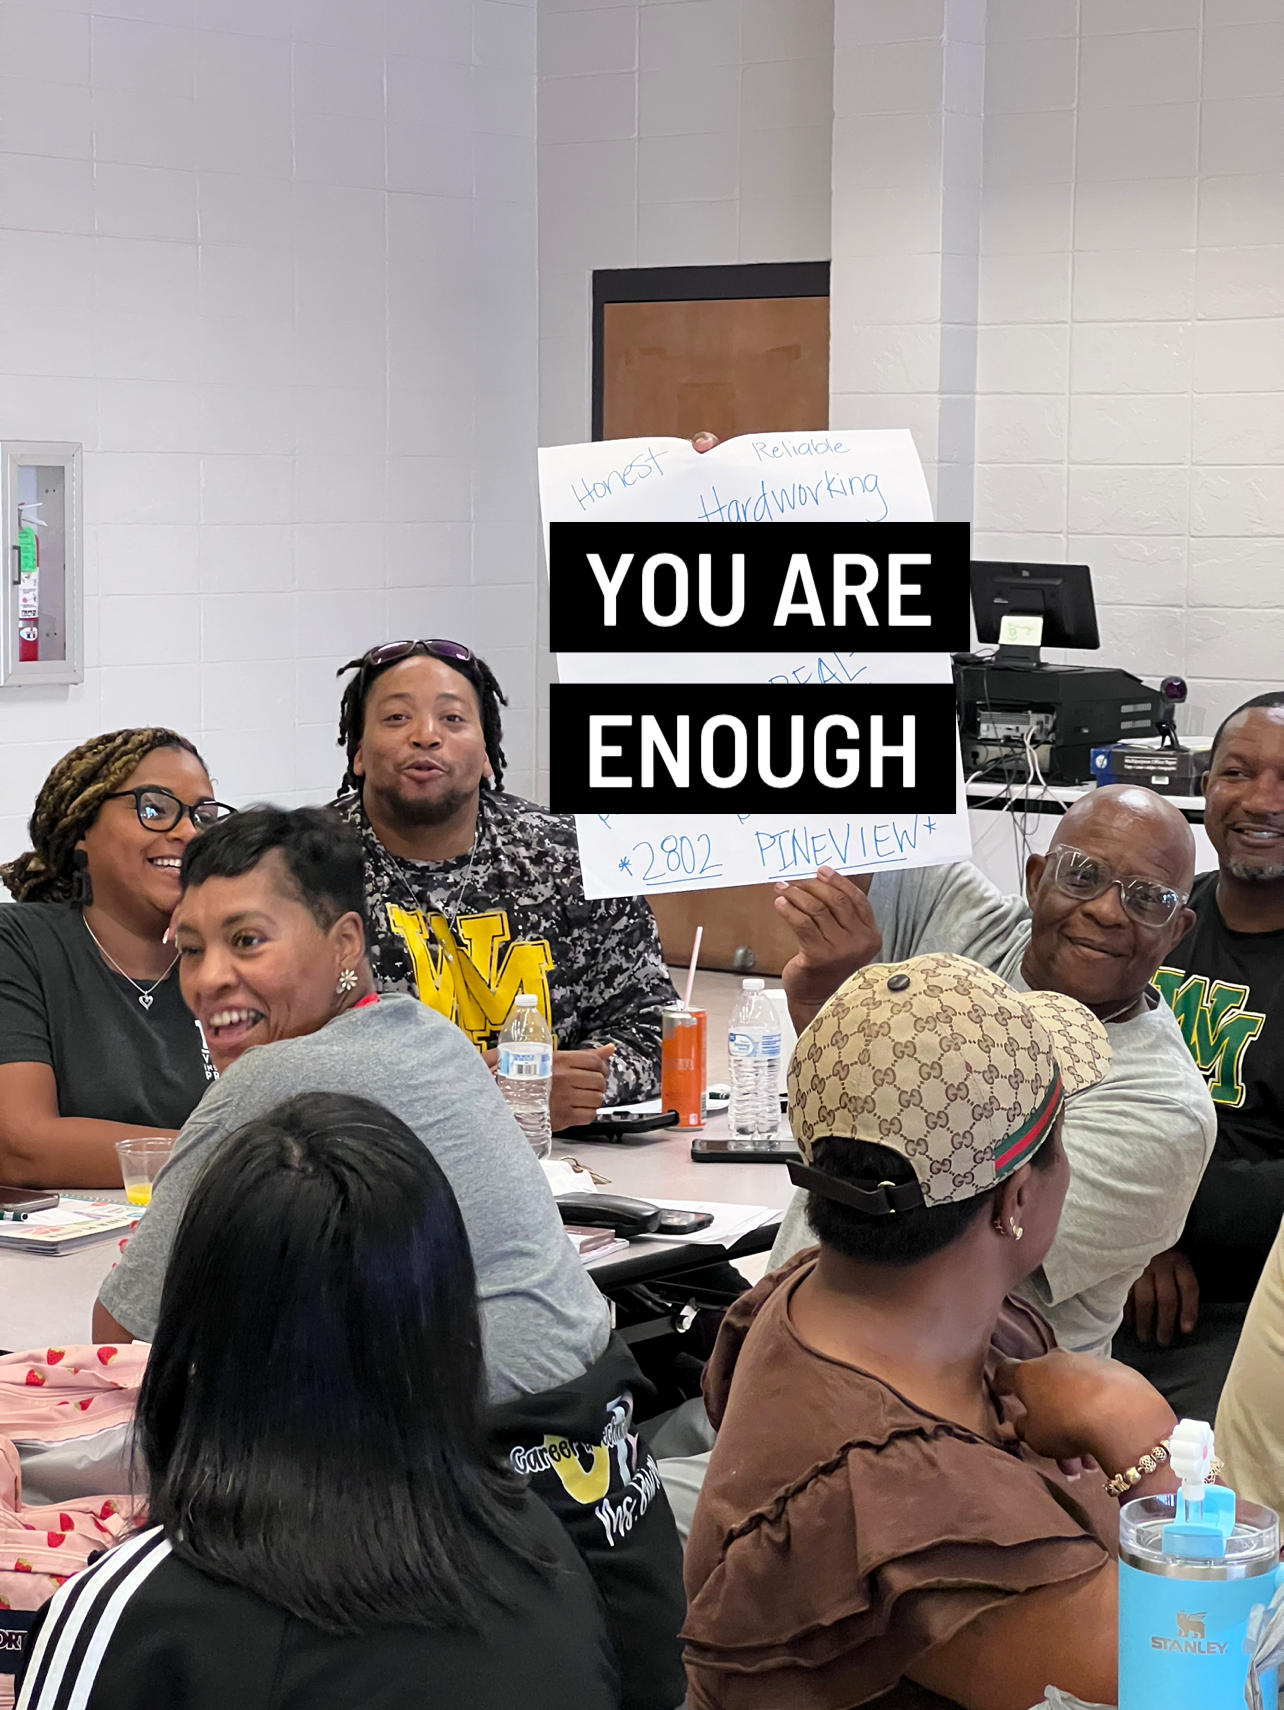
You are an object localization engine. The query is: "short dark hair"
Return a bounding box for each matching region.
[179,805,367,941]
[135,1092,549,1634]
[805,1127,1058,1267]
[1209,692,1284,765]
[336,647,509,794]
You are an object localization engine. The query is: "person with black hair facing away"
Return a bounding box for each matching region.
[332,640,678,1130]
[0,729,229,1186]
[91,805,686,1710]
[683,954,1186,1710]
[20,1090,619,1710]
[1116,691,1284,1419]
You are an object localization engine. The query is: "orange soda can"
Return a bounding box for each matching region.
[661,1005,707,1128]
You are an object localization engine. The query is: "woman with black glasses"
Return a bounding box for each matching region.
[0,729,234,1187]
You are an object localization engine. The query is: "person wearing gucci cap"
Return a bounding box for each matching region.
[769,785,1217,1359]
[682,954,1181,1710]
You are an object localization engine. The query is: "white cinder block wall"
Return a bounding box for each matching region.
[0,0,540,860]
[536,0,836,798]
[973,0,1284,733]
[832,0,1284,735]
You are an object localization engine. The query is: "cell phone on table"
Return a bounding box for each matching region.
[0,1186,60,1220]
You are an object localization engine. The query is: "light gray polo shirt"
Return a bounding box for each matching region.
[99,995,610,1401]
[769,861,1218,1357]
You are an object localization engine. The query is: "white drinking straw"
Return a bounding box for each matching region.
[683,926,704,1012]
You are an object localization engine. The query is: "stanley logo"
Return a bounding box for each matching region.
[1150,1610,1228,1655]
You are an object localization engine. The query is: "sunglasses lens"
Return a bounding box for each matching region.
[367,640,417,667]
[425,639,472,663]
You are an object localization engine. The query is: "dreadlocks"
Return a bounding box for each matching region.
[1,728,206,904]
[336,647,509,794]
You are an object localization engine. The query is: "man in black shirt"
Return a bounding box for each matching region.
[1120,691,1284,1418]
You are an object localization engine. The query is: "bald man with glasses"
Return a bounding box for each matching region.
[769,785,1218,1358]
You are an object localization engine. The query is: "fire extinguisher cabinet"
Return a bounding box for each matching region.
[1,442,83,688]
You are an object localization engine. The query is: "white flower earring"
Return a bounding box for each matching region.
[336,969,359,995]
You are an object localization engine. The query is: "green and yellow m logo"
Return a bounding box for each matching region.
[1152,969,1265,1109]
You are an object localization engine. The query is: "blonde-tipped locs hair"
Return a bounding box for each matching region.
[1,728,207,904]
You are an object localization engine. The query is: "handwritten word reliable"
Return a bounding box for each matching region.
[698,472,888,523]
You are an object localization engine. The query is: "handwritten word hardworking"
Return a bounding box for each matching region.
[570,446,669,512]
[754,815,930,875]
[698,472,888,523]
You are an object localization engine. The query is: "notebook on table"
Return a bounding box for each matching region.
[0,1197,141,1256]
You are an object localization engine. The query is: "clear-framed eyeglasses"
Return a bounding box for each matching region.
[1048,845,1188,927]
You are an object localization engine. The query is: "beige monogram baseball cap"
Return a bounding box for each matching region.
[787,952,1111,1211]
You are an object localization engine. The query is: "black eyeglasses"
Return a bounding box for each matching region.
[345,639,473,673]
[1049,845,1188,927]
[104,788,236,833]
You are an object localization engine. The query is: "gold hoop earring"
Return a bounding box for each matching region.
[336,969,359,996]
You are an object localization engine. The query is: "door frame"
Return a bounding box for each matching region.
[590,260,831,441]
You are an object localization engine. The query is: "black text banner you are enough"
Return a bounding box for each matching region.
[536,429,973,900]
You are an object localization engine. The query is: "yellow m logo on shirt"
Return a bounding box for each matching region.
[384,904,554,1047]
[1153,969,1265,1109]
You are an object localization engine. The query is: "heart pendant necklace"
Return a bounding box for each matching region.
[83,917,177,1011]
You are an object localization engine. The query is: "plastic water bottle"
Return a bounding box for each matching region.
[498,994,553,1158]
[728,978,781,1140]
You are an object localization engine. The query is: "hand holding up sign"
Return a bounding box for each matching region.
[776,867,881,1033]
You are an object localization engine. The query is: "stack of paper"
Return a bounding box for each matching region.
[0,1198,140,1256]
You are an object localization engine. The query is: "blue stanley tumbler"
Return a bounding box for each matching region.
[1118,1420,1284,1710]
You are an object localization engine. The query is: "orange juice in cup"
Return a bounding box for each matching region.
[114,1138,174,1207]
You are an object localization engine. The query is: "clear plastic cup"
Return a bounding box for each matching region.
[114,1138,174,1207]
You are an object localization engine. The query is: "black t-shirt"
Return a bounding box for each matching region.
[17,1502,619,1710]
[1154,871,1284,1302]
[0,902,216,1131]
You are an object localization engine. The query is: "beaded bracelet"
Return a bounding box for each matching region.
[1105,1437,1172,1498]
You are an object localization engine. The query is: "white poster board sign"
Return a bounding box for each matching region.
[539,430,971,900]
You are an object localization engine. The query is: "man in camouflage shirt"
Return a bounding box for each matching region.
[332,640,677,1128]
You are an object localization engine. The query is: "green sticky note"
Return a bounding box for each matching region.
[17,526,36,573]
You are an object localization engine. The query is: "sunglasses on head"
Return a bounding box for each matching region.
[344,639,474,674]
[1048,845,1188,927]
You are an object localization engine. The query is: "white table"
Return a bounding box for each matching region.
[0,1119,794,1355]
[557,1111,794,1288]
[0,1190,129,1354]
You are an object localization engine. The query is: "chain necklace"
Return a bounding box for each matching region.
[384,806,482,937]
[1098,991,1147,1024]
[83,917,178,1010]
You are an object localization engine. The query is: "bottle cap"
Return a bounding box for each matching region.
[514,994,538,1008]
[742,977,765,991]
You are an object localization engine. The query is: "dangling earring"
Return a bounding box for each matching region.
[1009,1218,1024,1242]
[336,969,359,996]
[70,850,94,908]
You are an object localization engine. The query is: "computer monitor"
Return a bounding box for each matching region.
[969,561,1100,661]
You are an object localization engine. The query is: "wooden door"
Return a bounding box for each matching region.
[594,266,830,975]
